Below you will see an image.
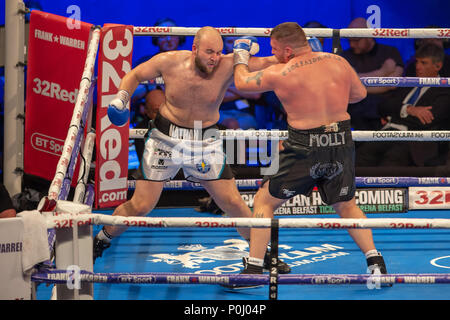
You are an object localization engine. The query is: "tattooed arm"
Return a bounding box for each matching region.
[233,64,276,93]
[248,55,278,72]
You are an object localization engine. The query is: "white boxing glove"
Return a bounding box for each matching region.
[233,36,260,66]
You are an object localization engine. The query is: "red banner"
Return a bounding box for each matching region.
[95,24,133,208]
[24,11,92,182]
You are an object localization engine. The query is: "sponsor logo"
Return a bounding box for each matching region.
[96,26,133,207]
[32,78,79,103]
[310,161,343,180]
[154,148,172,159]
[282,188,296,198]
[411,187,450,208]
[151,158,168,170]
[117,275,156,283]
[242,188,407,215]
[372,29,409,37]
[419,78,442,86]
[148,240,348,274]
[340,186,349,196]
[431,132,450,139]
[363,77,400,86]
[196,160,211,174]
[31,132,64,156]
[216,27,236,34]
[363,177,399,185]
[134,26,171,33]
[34,28,85,50]
[0,242,23,253]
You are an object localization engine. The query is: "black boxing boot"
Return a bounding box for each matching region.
[264,249,291,274]
[222,257,264,290]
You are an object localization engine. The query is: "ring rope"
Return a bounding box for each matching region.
[130,129,450,141]
[47,28,101,201]
[44,213,450,230]
[126,177,450,191]
[132,26,450,39]
[142,76,450,88]
[31,270,450,285]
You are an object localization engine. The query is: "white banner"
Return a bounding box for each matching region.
[409,187,450,210]
[0,218,31,300]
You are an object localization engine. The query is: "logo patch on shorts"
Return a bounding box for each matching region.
[310,161,343,180]
[282,188,296,198]
[196,160,211,174]
[340,186,349,196]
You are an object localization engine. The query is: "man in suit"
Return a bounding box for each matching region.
[356,43,450,167]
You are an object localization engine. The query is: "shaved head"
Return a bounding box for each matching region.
[192,26,223,75]
[194,26,222,48]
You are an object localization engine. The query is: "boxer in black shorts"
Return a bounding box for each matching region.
[265,120,355,205]
[232,22,389,284]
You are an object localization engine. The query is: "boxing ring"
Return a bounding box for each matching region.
[11,15,450,301]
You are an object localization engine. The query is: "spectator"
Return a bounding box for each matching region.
[303,20,327,48]
[404,25,450,77]
[356,43,450,167]
[341,17,404,131]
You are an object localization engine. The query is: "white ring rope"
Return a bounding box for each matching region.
[130,129,450,141]
[47,27,101,200]
[142,76,450,87]
[45,212,450,230]
[133,26,450,39]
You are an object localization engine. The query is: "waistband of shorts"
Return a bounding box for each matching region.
[287,120,352,147]
[153,113,220,140]
[288,119,351,134]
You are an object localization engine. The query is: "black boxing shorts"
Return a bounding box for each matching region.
[139,113,233,182]
[263,119,355,205]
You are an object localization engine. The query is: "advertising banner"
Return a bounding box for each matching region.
[241,188,408,215]
[95,24,133,208]
[24,11,92,181]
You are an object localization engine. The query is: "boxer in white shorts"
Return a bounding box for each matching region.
[141,112,232,182]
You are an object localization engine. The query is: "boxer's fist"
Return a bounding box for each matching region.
[107,90,130,126]
[307,36,323,52]
[233,36,259,66]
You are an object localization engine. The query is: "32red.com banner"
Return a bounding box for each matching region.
[95,24,133,208]
[24,11,92,181]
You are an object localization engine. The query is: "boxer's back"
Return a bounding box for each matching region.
[272,52,365,129]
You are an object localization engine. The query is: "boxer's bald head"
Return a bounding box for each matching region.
[194,26,222,48]
[193,26,223,75]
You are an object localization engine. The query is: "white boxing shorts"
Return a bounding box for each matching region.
[140,113,233,182]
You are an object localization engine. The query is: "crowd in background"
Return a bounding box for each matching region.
[127,17,450,172]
